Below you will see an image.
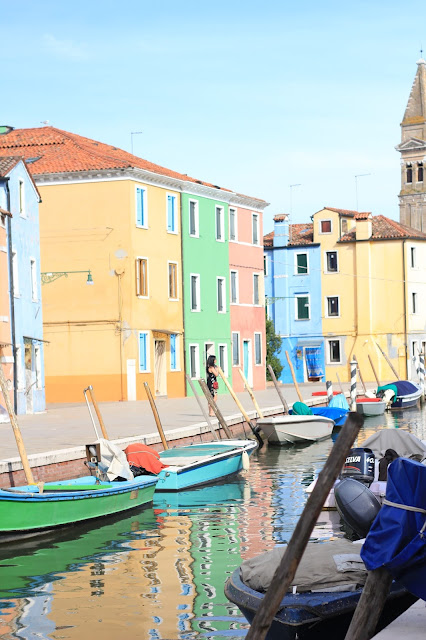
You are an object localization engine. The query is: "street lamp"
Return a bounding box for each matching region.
[41,270,94,285]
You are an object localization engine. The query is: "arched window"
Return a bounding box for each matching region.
[418,162,423,182]
[406,164,413,184]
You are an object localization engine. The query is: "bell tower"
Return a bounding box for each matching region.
[396,58,426,232]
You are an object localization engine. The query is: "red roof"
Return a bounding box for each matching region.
[340,215,426,241]
[354,212,371,220]
[321,207,363,216]
[264,223,314,247]
[0,156,21,177]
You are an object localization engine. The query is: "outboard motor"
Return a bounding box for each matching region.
[335,478,381,539]
[340,447,375,486]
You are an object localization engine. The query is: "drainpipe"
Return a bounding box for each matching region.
[3,177,18,411]
[402,240,408,379]
[179,192,188,394]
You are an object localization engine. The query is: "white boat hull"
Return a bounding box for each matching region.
[256,415,334,445]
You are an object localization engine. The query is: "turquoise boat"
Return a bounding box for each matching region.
[155,439,257,491]
[0,474,158,538]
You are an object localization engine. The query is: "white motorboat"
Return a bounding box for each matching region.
[256,415,334,445]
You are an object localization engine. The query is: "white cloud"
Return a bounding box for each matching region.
[42,34,88,60]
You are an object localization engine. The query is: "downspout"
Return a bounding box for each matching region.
[4,177,18,411]
[179,192,188,394]
[402,240,408,379]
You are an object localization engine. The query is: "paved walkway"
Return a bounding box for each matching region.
[0,381,357,462]
[372,599,426,638]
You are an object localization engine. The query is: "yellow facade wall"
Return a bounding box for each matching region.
[39,178,185,402]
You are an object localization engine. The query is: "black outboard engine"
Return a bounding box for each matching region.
[340,447,375,486]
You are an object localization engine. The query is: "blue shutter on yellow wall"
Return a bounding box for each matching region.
[167,195,175,232]
[170,334,176,370]
[136,188,145,226]
[139,332,147,371]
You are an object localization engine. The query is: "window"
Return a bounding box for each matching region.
[295,253,308,274]
[217,277,226,313]
[295,294,310,320]
[170,334,179,371]
[136,186,147,227]
[190,274,200,311]
[406,164,413,184]
[18,180,25,216]
[252,213,259,245]
[254,332,262,365]
[411,247,416,268]
[138,332,150,372]
[320,219,332,233]
[30,258,37,301]
[230,270,238,304]
[136,258,148,297]
[215,206,224,241]
[326,296,339,317]
[412,292,418,314]
[168,262,178,300]
[232,332,240,366]
[15,345,24,389]
[253,273,260,305]
[34,346,42,389]
[167,194,177,233]
[264,254,268,276]
[229,208,237,241]
[412,341,419,358]
[189,200,199,237]
[341,218,348,234]
[325,251,338,272]
[418,163,423,182]
[189,344,200,378]
[328,339,341,363]
[218,344,228,376]
[12,249,19,296]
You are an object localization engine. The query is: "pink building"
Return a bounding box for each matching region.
[229,200,267,392]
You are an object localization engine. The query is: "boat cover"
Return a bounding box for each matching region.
[329,394,350,410]
[361,457,426,600]
[291,402,313,415]
[97,438,134,481]
[362,429,426,461]
[377,380,419,398]
[312,407,348,426]
[240,539,367,593]
[125,443,168,475]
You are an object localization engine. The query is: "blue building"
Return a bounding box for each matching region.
[0,156,45,414]
[264,214,325,384]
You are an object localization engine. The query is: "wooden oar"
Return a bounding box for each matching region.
[375,342,400,380]
[0,349,35,485]
[368,354,381,387]
[238,368,264,418]
[245,412,364,640]
[198,378,233,439]
[353,354,367,395]
[344,567,394,640]
[185,374,218,441]
[216,366,263,447]
[285,351,304,402]
[267,364,289,413]
[143,382,169,450]
[85,385,109,439]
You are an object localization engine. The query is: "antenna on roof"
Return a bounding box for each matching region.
[354,173,371,210]
[131,131,143,154]
[40,120,49,125]
[289,183,301,217]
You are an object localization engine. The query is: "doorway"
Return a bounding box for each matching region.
[243,340,252,386]
[205,342,215,369]
[154,340,167,396]
[24,339,34,414]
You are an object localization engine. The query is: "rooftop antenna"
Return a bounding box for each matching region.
[289,183,301,217]
[131,131,143,154]
[355,173,371,211]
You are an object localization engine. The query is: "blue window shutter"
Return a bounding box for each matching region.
[139,333,147,371]
[168,195,175,232]
[136,188,144,226]
[170,334,176,370]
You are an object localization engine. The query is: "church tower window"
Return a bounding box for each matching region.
[406,164,413,184]
[417,162,423,182]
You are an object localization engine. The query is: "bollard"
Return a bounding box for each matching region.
[326,380,333,404]
[350,360,357,411]
[419,352,425,402]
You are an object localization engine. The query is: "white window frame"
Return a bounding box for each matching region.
[326,338,342,364]
[253,273,260,306]
[295,294,310,320]
[252,213,259,245]
[30,257,38,302]
[170,334,180,371]
[229,207,238,242]
[325,295,340,318]
[138,331,150,372]
[19,179,26,217]
[215,206,225,242]
[232,332,240,366]
[12,248,19,297]
[217,276,226,313]
[230,270,239,304]
[168,261,178,301]
[319,219,332,234]
[135,186,148,229]
[34,346,42,389]
[218,343,228,377]
[189,199,199,237]
[166,192,178,234]
[295,252,309,275]
[254,332,262,366]
[324,250,339,274]
[190,273,201,312]
[135,256,149,298]
[15,344,24,390]
[189,343,200,379]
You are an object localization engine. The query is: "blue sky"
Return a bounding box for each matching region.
[2,1,425,232]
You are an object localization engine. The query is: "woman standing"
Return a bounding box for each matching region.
[206,355,219,416]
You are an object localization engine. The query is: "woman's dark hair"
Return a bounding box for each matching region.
[206,355,216,371]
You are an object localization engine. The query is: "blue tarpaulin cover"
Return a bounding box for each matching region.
[361,457,426,600]
[377,380,419,398]
[311,407,348,426]
[305,347,324,378]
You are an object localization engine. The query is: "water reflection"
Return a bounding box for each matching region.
[0,404,425,638]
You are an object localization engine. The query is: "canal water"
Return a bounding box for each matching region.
[1,408,425,639]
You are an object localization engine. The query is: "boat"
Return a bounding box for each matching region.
[126,439,258,491]
[224,538,416,640]
[377,380,422,409]
[255,415,334,445]
[356,396,386,416]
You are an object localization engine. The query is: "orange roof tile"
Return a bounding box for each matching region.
[0,156,21,177]
[264,223,314,247]
[340,215,426,241]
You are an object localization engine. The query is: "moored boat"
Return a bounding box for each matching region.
[377,380,422,409]
[356,396,386,416]
[255,415,334,445]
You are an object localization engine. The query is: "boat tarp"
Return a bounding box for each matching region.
[329,394,350,411]
[291,402,313,415]
[362,429,426,461]
[378,380,419,398]
[311,406,348,426]
[98,438,134,481]
[240,539,367,593]
[361,457,426,600]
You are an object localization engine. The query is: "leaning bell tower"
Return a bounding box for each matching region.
[396,58,426,232]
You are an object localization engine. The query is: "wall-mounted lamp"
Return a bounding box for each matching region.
[41,270,94,286]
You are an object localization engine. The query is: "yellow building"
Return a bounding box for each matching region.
[0,127,195,402]
[313,207,426,383]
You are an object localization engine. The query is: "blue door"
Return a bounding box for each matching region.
[243,340,249,380]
